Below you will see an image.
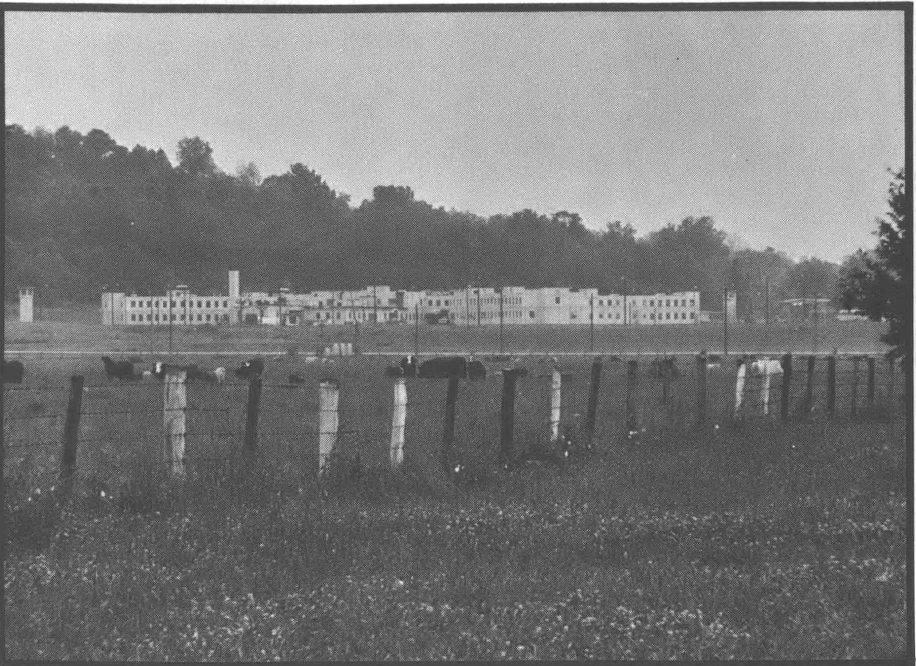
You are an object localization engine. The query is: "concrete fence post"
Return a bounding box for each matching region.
[163,370,187,479]
[318,379,340,475]
[734,358,747,420]
[550,367,562,444]
[59,375,84,497]
[390,377,407,469]
[585,357,602,449]
[442,377,459,477]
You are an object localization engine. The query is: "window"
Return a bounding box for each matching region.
[316,313,321,320]
[649,300,654,307]
[428,300,433,306]
[650,313,655,320]
[436,300,441,307]
[598,313,603,319]
[665,300,670,307]
[616,313,620,319]
[690,299,695,306]
[530,311,535,318]
[690,312,695,319]
[130,314,136,322]
[555,297,561,304]
[682,299,687,306]
[146,314,151,322]
[666,313,671,319]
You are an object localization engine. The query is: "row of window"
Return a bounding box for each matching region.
[127,298,230,309]
[129,313,231,323]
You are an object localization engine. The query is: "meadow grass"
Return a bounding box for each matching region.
[4,411,907,661]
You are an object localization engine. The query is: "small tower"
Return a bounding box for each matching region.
[19,287,34,323]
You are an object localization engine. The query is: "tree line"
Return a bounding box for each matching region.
[2,124,854,316]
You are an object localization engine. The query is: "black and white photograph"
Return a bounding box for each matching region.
[3,5,910,661]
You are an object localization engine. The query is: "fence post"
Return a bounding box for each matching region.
[826,354,836,415]
[626,360,639,434]
[318,379,339,475]
[734,358,746,420]
[163,370,187,479]
[442,377,459,477]
[803,355,815,412]
[779,353,792,421]
[244,375,262,457]
[866,356,875,409]
[390,377,407,469]
[851,356,860,418]
[585,357,602,449]
[499,369,518,467]
[695,354,707,426]
[887,355,896,405]
[550,366,562,444]
[59,375,84,497]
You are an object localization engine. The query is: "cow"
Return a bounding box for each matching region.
[385,355,417,378]
[467,359,487,381]
[2,359,24,384]
[213,367,226,384]
[649,356,681,380]
[101,356,136,380]
[734,356,784,418]
[288,372,306,384]
[418,356,467,379]
[234,357,265,380]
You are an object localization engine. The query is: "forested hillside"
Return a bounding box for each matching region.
[5,125,841,312]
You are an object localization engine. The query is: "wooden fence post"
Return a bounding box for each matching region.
[626,360,639,434]
[59,375,84,497]
[549,367,562,444]
[499,369,518,467]
[826,355,836,415]
[390,377,407,469]
[318,379,339,475]
[851,356,860,418]
[585,357,602,449]
[780,353,792,421]
[803,355,815,412]
[887,355,896,405]
[866,357,875,409]
[442,377,459,477]
[695,354,707,426]
[244,375,262,456]
[163,370,187,479]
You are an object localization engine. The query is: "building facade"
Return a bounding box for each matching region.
[101,271,702,327]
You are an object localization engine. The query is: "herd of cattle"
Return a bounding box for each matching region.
[2,352,761,388]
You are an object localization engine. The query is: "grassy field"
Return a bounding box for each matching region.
[5,303,892,355]
[3,310,907,660]
[4,414,908,660]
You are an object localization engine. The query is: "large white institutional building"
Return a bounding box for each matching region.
[101,271,708,326]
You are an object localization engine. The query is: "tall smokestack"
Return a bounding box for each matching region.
[19,287,34,323]
[228,270,240,301]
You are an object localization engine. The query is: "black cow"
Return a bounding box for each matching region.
[649,357,681,380]
[418,356,467,379]
[467,360,487,380]
[101,356,136,380]
[234,357,265,380]
[2,359,24,383]
[386,355,417,378]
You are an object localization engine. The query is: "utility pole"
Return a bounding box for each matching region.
[168,284,173,354]
[765,274,770,327]
[622,277,628,325]
[589,294,595,353]
[465,285,470,328]
[811,295,820,354]
[723,285,729,356]
[373,285,378,325]
[477,287,482,327]
[414,303,420,357]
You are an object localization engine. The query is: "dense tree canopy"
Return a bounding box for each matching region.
[839,168,909,362]
[6,124,841,312]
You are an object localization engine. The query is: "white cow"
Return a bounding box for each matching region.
[735,357,784,418]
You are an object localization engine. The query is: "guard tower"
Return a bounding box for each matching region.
[19,287,34,323]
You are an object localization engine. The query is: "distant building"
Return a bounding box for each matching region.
[777,297,835,322]
[101,272,702,327]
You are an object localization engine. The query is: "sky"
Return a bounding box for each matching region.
[5,10,906,263]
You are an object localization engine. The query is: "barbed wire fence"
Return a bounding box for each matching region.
[4,351,903,542]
